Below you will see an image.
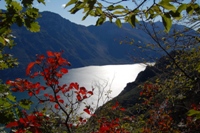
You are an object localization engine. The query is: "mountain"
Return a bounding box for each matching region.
[0,11,187,80]
[85,48,200,132]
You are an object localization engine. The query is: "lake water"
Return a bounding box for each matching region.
[59,64,147,117]
[61,64,147,98]
[15,63,147,118]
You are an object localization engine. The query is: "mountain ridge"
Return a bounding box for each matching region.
[0,11,187,80]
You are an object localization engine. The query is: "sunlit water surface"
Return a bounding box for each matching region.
[20,64,148,118]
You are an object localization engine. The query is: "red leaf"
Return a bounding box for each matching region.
[11,88,18,92]
[60,68,68,74]
[88,91,93,95]
[6,121,19,128]
[55,89,59,93]
[34,82,40,88]
[112,101,119,110]
[59,99,64,104]
[54,52,61,58]
[44,93,49,97]
[73,82,79,90]
[28,91,33,96]
[26,62,35,75]
[47,51,54,57]
[119,108,126,111]
[100,125,109,132]
[56,95,61,99]
[40,86,46,90]
[33,72,39,77]
[54,104,59,109]
[49,95,55,102]
[77,94,81,101]
[70,82,79,90]
[56,72,62,78]
[35,89,40,94]
[37,54,45,60]
[79,87,87,95]
[68,124,72,128]
[84,108,90,115]
[83,95,87,99]
[79,117,83,122]
[6,80,13,85]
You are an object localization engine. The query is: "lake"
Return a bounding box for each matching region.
[14,63,147,118]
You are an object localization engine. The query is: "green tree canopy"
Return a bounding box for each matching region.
[65,0,200,32]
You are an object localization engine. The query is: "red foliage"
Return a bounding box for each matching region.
[54,104,59,109]
[94,117,130,133]
[7,79,46,96]
[111,101,119,110]
[84,108,91,115]
[6,51,95,132]
[6,112,44,133]
[26,62,36,75]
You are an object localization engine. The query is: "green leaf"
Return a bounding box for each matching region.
[96,15,106,26]
[0,27,7,35]
[88,0,96,10]
[107,5,114,11]
[1,99,11,108]
[5,0,12,4]
[26,8,39,18]
[114,5,124,10]
[15,16,23,27]
[82,12,89,20]
[159,0,176,11]
[95,8,102,16]
[186,6,194,15]
[128,14,136,27]
[197,63,200,73]
[177,4,187,13]
[0,37,5,45]
[7,94,16,102]
[65,0,77,7]
[188,109,200,117]
[161,13,172,32]
[148,14,159,19]
[152,5,161,13]
[10,1,22,11]
[29,22,40,32]
[113,11,123,15]
[19,99,32,110]
[115,19,122,28]
[169,11,181,20]
[69,1,83,14]
[37,0,45,4]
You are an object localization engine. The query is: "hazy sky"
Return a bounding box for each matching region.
[0,0,197,26]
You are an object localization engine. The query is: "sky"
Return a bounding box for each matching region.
[0,0,196,26]
[0,0,151,26]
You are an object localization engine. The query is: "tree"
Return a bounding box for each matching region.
[0,0,45,69]
[0,0,45,131]
[65,0,200,32]
[5,51,95,133]
[65,0,200,132]
[1,0,200,132]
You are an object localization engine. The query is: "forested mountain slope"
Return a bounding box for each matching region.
[1,11,187,80]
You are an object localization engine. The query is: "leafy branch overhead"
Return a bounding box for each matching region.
[0,0,45,70]
[65,0,200,32]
